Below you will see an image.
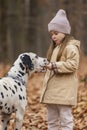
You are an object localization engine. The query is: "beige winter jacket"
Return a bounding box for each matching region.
[40,39,80,106]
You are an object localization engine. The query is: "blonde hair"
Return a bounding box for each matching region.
[47,35,74,61]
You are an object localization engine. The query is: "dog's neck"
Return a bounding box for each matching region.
[7,73,26,85]
[7,61,29,86]
[7,70,34,86]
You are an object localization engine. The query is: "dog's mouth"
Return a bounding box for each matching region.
[41,66,46,72]
[34,65,46,73]
[40,66,46,72]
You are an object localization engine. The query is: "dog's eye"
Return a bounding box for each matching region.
[35,55,38,59]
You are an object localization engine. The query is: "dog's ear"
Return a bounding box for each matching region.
[21,54,34,70]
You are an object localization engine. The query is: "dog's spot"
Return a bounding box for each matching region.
[1,120,4,122]
[14,85,17,91]
[12,89,15,94]
[8,107,10,113]
[1,92,4,98]
[5,107,8,109]
[0,102,3,105]
[3,85,8,91]
[23,96,25,100]
[0,106,3,109]
[12,105,15,111]
[35,55,38,59]
[17,74,21,77]
[18,82,21,86]
[9,87,11,90]
[19,63,25,70]
[19,71,24,76]
[20,88,23,91]
[5,103,7,106]
[15,81,17,84]
[15,81,21,86]
[19,95,22,100]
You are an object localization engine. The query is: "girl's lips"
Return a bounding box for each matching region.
[53,39,57,42]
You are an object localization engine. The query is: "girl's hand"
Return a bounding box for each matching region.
[44,63,52,70]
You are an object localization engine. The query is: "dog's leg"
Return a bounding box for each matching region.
[14,109,25,130]
[1,114,11,130]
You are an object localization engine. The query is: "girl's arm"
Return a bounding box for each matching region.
[45,44,80,74]
[54,45,80,73]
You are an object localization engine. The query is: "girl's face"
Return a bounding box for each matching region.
[50,31,65,45]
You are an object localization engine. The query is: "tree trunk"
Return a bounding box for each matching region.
[0,0,8,62]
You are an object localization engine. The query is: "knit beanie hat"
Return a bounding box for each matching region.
[48,9,71,34]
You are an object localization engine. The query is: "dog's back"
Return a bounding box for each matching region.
[0,77,27,114]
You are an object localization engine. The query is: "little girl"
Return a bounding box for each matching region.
[40,9,80,130]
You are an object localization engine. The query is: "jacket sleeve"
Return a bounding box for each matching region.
[55,45,80,73]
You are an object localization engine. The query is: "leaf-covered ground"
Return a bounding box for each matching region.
[0,54,87,130]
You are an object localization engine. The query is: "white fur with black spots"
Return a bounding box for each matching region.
[0,52,48,130]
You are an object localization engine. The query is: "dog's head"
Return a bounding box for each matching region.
[20,52,49,73]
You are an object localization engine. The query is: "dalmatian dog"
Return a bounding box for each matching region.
[0,52,48,130]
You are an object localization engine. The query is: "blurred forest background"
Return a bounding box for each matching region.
[0,0,87,63]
